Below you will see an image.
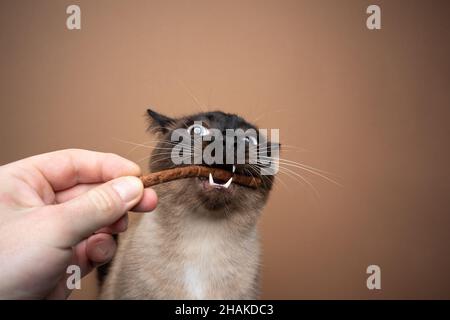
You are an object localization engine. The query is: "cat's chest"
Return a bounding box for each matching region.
[173,216,254,299]
[177,219,235,299]
[138,210,259,299]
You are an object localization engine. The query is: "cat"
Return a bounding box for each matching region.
[98,109,277,299]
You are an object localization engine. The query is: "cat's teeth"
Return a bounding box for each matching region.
[208,172,233,189]
[223,177,233,188]
[232,165,236,173]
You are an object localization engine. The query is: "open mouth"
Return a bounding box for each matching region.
[206,165,236,189]
[141,164,261,189]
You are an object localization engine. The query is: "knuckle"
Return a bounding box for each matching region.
[87,188,119,214]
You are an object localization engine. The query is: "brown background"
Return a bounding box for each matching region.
[1,0,450,299]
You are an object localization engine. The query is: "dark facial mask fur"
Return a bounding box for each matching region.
[146,109,276,213]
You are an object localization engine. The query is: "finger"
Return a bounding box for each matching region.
[96,214,128,234]
[49,176,144,247]
[85,233,117,266]
[55,183,101,203]
[131,188,158,212]
[14,149,141,192]
[56,184,157,213]
[46,234,117,299]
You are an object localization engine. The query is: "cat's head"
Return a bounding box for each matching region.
[146,109,278,214]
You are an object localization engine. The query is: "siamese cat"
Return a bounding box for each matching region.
[98,109,276,299]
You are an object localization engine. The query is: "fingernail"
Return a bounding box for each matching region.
[112,177,143,203]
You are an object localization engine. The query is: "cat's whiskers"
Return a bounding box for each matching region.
[252,108,288,124]
[178,80,208,112]
[246,164,285,192]
[248,163,291,193]
[113,138,185,156]
[257,156,341,187]
[256,163,319,198]
[257,155,337,176]
[143,154,192,166]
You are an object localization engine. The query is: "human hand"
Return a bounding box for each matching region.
[0,149,157,299]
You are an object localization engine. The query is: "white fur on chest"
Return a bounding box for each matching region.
[137,208,258,299]
[179,215,240,299]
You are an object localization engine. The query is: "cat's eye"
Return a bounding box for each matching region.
[187,124,209,136]
[244,136,258,146]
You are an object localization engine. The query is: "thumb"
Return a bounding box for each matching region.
[51,176,143,246]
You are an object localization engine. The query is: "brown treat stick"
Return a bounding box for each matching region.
[140,165,261,188]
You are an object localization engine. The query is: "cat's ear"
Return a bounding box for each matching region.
[146,109,175,134]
